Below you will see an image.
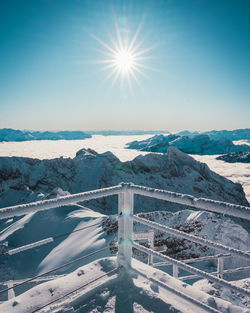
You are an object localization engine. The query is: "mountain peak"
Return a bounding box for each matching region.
[75,148,98,159]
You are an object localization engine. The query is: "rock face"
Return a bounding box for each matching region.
[0,147,248,212]
[126,134,250,155]
[0,128,91,142]
[217,152,250,163]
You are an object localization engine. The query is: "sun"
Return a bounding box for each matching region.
[90,18,154,88]
[114,49,135,73]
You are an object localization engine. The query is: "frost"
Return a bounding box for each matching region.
[7,237,54,255]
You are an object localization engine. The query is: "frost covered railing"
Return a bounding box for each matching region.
[116,183,250,298]
[0,182,250,301]
[1,182,249,221]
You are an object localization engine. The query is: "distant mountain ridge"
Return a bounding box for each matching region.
[177,128,250,141]
[86,130,170,136]
[0,129,170,141]
[1,128,249,142]
[217,152,250,163]
[127,134,250,155]
[0,128,91,142]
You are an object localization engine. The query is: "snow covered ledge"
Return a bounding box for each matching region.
[1,258,249,313]
[131,259,250,313]
[0,258,118,313]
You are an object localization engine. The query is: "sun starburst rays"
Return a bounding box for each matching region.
[91,20,154,90]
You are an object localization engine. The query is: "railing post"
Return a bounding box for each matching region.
[173,264,179,278]
[7,281,15,300]
[217,256,224,279]
[118,183,134,268]
[148,231,154,265]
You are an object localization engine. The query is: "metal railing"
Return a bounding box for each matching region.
[0,182,250,305]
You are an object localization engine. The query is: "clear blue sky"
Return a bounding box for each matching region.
[0,0,249,132]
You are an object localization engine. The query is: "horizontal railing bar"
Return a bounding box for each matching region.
[1,183,249,221]
[0,275,68,286]
[134,215,250,261]
[131,184,250,220]
[0,245,113,295]
[179,266,250,281]
[133,242,250,297]
[6,238,54,256]
[1,221,104,257]
[222,265,250,274]
[179,274,204,280]
[152,261,172,267]
[153,253,232,267]
[0,185,122,219]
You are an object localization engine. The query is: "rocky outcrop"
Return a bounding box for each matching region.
[217,152,250,163]
[126,134,250,155]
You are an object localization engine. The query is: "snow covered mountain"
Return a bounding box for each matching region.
[0,146,248,212]
[0,129,91,142]
[217,152,250,163]
[86,130,170,136]
[126,134,250,155]
[0,128,170,142]
[176,129,250,141]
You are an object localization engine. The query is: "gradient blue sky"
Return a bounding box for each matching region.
[0,0,249,132]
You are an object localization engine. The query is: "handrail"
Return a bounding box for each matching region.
[131,184,250,220]
[0,185,122,219]
[179,266,250,281]
[133,242,250,298]
[0,245,113,296]
[134,215,250,261]
[152,253,232,267]
[0,221,103,257]
[1,183,250,220]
